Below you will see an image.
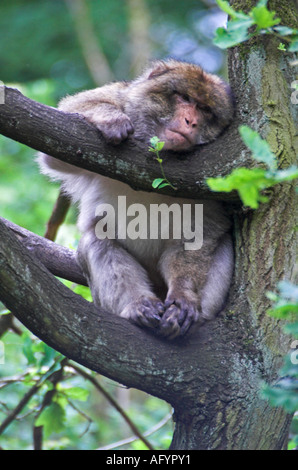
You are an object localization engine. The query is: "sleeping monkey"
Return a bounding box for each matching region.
[39,59,234,339]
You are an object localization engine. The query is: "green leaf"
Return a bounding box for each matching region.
[215,0,238,18]
[35,402,66,437]
[274,26,296,36]
[22,333,36,365]
[277,43,286,51]
[207,128,297,208]
[250,5,280,30]
[62,386,89,402]
[280,354,298,376]
[0,309,10,315]
[73,284,92,301]
[289,37,298,52]
[266,291,279,302]
[215,0,250,20]
[268,303,298,318]
[207,167,273,208]
[284,322,298,337]
[255,0,268,7]
[149,136,160,147]
[156,142,165,152]
[152,178,166,189]
[262,382,298,413]
[149,136,165,152]
[39,343,58,367]
[214,25,250,49]
[227,17,254,32]
[239,125,277,170]
[267,282,298,319]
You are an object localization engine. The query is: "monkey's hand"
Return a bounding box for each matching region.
[87,111,134,144]
[120,296,165,329]
[159,292,203,340]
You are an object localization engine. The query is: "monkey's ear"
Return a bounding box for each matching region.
[147,62,171,80]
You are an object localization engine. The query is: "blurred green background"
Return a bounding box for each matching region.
[0,0,228,450]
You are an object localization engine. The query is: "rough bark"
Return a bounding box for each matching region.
[0,217,87,286]
[0,0,297,449]
[0,86,242,201]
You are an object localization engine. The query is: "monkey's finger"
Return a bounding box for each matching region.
[120,297,164,329]
[180,308,201,336]
[164,297,188,326]
[159,305,181,339]
[140,308,162,325]
[99,117,134,144]
[136,314,161,328]
[178,307,188,326]
[135,298,165,328]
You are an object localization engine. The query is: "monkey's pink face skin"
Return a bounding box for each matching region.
[161,129,193,151]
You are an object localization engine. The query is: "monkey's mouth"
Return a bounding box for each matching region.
[163,129,192,150]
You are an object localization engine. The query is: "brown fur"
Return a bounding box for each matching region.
[39,59,235,339]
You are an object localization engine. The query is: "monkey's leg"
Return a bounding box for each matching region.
[77,230,164,329]
[200,233,234,321]
[159,233,233,339]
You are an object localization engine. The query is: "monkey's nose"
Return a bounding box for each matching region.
[185,117,197,128]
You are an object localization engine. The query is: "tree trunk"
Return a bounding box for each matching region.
[173,0,298,448]
[170,0,298,449]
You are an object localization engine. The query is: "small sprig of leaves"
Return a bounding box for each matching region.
[207,125,298,209]
[214,0,298,52]
[149,137,177,191]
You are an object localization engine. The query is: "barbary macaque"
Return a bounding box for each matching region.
[39,59,235,339]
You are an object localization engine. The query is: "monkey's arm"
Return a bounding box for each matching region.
[38,82,134,180]
[77,229,164,329]
[58,82,134,144]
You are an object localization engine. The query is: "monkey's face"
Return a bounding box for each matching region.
[125,59,234,152]
[157,93,214,151]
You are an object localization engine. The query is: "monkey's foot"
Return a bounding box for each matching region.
[159,296,202,340]
[120,296,164,329]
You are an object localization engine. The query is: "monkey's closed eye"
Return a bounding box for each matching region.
[172,90,191,103]
[200,104,212,112]
[181,94,191,103]
[198,104,214,119]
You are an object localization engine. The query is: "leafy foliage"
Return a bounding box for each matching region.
[0,0,226,95]
[206,122,298,448]
[207,126,298,209]
[263,282,298,448]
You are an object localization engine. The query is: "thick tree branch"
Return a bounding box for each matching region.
[0,86,242,200]
[1,213,291,450]
[0,217,87,286]
[0,217,208,409]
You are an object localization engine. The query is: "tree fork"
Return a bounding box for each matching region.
[0,0,297,449]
